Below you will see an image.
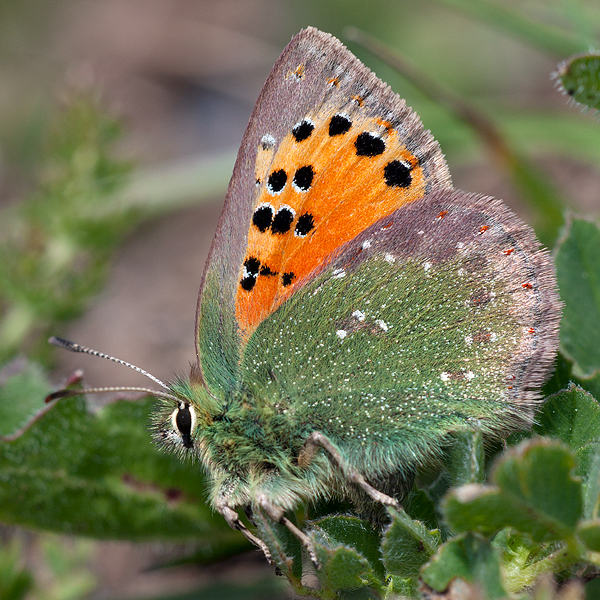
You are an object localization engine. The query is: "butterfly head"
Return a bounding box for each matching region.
[151,370,222,460]
[46,337,220,460]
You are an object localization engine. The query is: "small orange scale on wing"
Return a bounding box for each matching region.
[235,102,428,339]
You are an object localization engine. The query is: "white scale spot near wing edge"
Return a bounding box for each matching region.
[375,319,389,332]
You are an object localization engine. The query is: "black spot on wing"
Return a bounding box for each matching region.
[329,114,351,136]
[384,160,412,188]
[293,166,314,191]
[241,257,260,291]
[295,213,315,237]
[355,132,385,157]
[271,207,294,234]
[282,272,296,286]
[252,205,273,232]
[267,169,287,193]
[292,120,315,142]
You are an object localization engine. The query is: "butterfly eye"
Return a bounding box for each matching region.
[176,405,191,434]
[172,402,195,448]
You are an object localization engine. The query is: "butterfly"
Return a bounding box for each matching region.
[49,27,561,564]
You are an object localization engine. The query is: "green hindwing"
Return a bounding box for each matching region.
[238,190,560,480]
[241,254,519,478]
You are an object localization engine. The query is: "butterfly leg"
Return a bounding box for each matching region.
[298,431,402,511]
[216,501,274,565]
[256,494,319,567]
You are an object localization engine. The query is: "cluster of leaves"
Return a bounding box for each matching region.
[0,92,235,369]
[0,96,134,365]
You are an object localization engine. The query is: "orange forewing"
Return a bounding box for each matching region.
[235,100,428,338]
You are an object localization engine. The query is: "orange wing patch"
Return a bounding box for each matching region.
[235,103,427,338]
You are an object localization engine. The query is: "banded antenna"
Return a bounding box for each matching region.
[46,336,180,403]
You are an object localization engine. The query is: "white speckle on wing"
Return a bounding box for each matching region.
[260,134,276,147]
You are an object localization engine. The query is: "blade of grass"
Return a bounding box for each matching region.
[345,27,566,245]
[109,151,236,215]
[431,0,588,57]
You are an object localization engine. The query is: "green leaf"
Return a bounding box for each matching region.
[492,530,568,593]
[582,445,600,520]
[555,218,600,381]
[444,439,582,541]
[381,507,441,578]
[543,354,600,405]
[585,578,600,599]
[309,519,383,593]
[403,487,439,532]
[534,384,600,478]
[577,519,600,552]
[313,544,378,593]
[420,532,507,599]
[253,509,302,582]
[445,431,486,487]
[488,440,582,533]
[445,483,543,538]
[543,353,578,397]
[0,392,238,551]
[556,53,600,113]
[383,575,419,600]
[575,373,600,403]
[311,514,384,580]
[0,359,50,436]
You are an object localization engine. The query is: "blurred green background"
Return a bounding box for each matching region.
[0,0,599,598]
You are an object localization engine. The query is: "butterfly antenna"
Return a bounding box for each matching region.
[47,336,180,403]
